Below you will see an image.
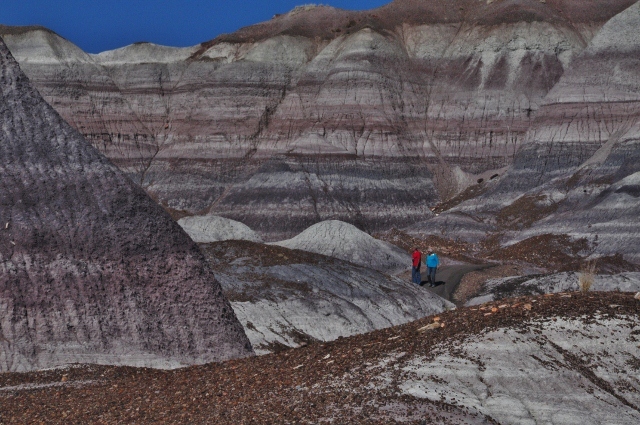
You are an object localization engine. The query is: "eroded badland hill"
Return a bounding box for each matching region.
[2,1,640,423]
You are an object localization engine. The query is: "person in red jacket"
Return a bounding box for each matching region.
[411,248,422,285]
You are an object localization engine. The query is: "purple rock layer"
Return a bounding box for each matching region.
[0,37,253,372]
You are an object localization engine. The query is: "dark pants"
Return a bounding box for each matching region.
[427,267,437,284]
[412,266,421,285]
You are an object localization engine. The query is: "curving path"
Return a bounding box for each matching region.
[420,264,491,305]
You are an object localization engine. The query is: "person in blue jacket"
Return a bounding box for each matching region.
[425,248,439,287]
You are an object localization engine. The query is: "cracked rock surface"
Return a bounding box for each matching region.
[0,37,252,372]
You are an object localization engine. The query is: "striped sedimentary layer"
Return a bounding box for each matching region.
[425,2,640,264]
[202,240,452,354]
[2,0,635,239]
[0,37,252,372]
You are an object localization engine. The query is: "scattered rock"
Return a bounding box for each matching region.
[418,323,441,332]
[2,293,638,424]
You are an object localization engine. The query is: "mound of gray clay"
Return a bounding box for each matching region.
[178,215,263,243]
[271,220,407,272]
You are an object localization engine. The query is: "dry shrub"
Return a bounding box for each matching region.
[578,261,597,292]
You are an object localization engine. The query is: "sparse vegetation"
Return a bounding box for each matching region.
[578,261,597,292]
[290,4,325,15]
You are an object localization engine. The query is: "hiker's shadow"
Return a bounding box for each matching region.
[420,280,446,287]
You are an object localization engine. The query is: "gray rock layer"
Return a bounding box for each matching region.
[0,37,252,372]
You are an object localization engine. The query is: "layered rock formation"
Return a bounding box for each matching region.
[503,1,640,262]
[2,292,639,423]
[400,312,640,424]
[2,0,636,240]
[0,37,252,372]
[422,1,640,265]
[202,240,452,354]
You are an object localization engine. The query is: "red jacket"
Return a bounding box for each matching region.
[412,250,421,267]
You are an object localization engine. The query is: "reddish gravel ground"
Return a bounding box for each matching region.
[1,292,638,424]
[452,264,527,304]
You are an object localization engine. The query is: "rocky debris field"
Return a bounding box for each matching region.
[386,225,640,275]
[375,228,480,264]
[485,234,640,273]
[452,264,529,305]
[1,292,638,424]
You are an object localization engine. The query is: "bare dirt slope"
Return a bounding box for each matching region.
[1,292,638,424]
[0,37,252,372]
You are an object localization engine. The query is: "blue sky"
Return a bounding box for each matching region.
[2,0,390,53]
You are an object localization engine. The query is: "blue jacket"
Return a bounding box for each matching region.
[426,253,439,268]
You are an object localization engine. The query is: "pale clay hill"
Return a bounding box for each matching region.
[0,37,252,372]
[1,0,637,244]
[189,219,452,355]
[178,214,263,243]
[271,220,408,272]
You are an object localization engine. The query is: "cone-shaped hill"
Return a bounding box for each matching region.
[271,220,408,272]
[0,37,252,372]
